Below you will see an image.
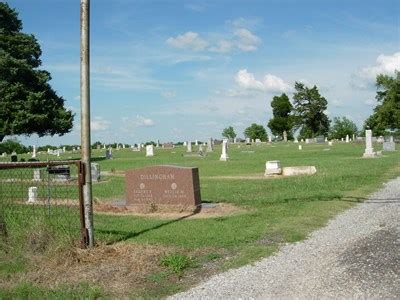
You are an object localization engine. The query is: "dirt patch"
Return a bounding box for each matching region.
[94,202,247,219]
[24,243,174,295]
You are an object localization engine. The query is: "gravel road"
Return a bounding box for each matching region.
[171,177,400,299]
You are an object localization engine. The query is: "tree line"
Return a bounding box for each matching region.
[223,72,399,141]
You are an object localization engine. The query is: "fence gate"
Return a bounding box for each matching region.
[0,160,88,248]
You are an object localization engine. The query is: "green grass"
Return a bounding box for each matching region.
[1,141,399,298]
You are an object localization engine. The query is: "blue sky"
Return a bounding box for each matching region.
[6,0,400,145]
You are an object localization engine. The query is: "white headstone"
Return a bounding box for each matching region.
[220,140,229,161]
[294,138,298,143]
[146,145,154,157]
[122,144,126,149]
[57,150,60,157]
[265,160,282,176]
[195,140,198,146]
[299,145,302,150]
[27,186,38,203]
[363,130,375,157]
[183,141,187,147]
[187,141,192,153]
[33,169,41,181]
[268,136,272,143]
[233,137,237,144]
[31,145,37,158]
[305,139,310,144]
[283,131,288,142]
[328,141,333,146]
[207,138,213,152]
[346,134,349,143]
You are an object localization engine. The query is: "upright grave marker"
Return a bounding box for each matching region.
[220,140,229,161]
[125,165,201,212]
[363,129,375,158]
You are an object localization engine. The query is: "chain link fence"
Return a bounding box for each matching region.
[0,161,87,249]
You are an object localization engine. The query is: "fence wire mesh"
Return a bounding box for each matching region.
[0,161,85,247]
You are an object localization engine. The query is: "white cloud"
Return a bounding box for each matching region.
[184,3,205,12]
[124,115,155,127]
[209,39,233,53]
[161,90,177,99]
[357,52,400,80]
[235,69,291,93]
[91,116,110,131]
[234,28,261,52]
[166,24,262,53]
[166,32,208,51]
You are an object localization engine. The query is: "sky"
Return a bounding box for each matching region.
[5,0,400,146]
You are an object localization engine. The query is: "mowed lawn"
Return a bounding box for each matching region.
[1,141,399,298]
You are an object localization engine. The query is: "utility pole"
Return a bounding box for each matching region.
[80,0,94,247]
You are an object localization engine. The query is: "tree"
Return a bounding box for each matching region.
[222,126,236,140]
[292,82,330,138]
[329,117,358,139]
[267,93,294,139]
[364,71,400,134]
[0,3,73,142]
[244,123,268,141]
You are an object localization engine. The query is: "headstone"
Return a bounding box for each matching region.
[265,160,282,176]
[91,162,100,182]
[146,145,154,157]
[283,131,287,142]
[268,136,272,143]
[282,166,317,176]
[32,145,37,158]
[1,152,6,157]
[11,152,17,162]
[106,147,113,159]
[163,142,174,149]
[199,144,204,153]
[363,129,375,158]
[195,140,198,146]
[33,169,41,181]
[207,138,213,152]
[255,139,261,143]
[301,139,304,142]
[352,134,356,141]
[96,144,101,150]
[27,187,38,203]
[252,139,255,143]
[305,139,310,144]
[377,136,384,143]
[103,144,106,149]
[125,165,201,212]
[62,146,66,153]
[325,137,328,142]
[299,145,302,150]
[123,144,126,149]
[233,138,237,144]
[183,141,187,147]
[341,138,344,142]
[294,138,298,143]
[57,150,60,157]
[328,141,333,146]
[316,136,325,143]
[220,140,229,161]
[246,137,251,144]
[187,141,192,153]
[383,136,396,151]
[346,135,349,143]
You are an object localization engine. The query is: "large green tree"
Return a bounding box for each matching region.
[244,123,268,141]
[222,126,236,140]
[364,71,400,134]
[329,116,358,139]
[267,93,294,139]
[293,82,330,138]
[0,3,73,142]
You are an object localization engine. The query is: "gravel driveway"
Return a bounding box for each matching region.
[171,177,400,299]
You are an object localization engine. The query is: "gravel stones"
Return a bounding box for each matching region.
[171,177,400,299]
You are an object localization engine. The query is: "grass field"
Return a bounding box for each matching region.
[1,141,399,298]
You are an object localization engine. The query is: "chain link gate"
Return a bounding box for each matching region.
[0,160,88,248]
